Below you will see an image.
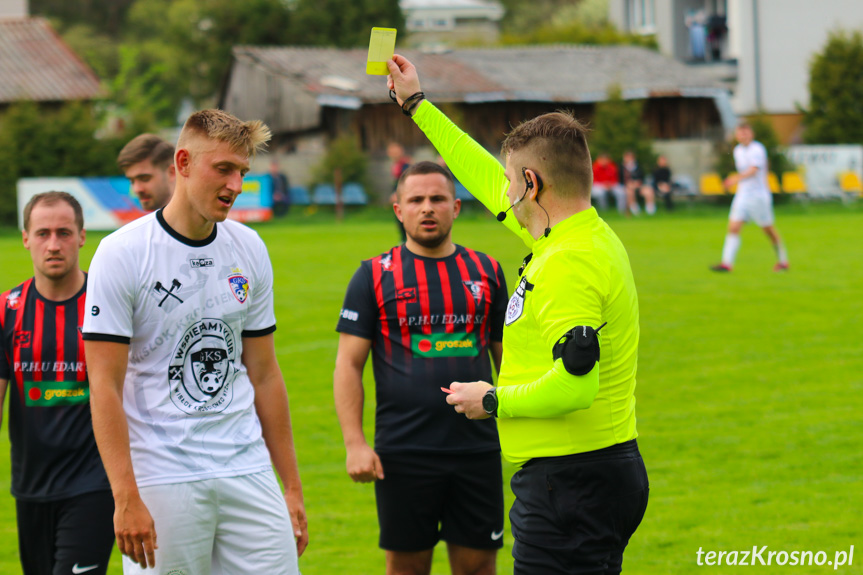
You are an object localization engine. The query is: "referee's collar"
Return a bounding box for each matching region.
[531,207,598,253]
[156,208,218,247]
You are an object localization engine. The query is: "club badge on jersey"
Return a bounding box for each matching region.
[168,318,239,414]
[505,276,534,326]
[228,273,249,304]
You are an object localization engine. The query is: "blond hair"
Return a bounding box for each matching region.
[501,110,593,200]
[177,109,271,157]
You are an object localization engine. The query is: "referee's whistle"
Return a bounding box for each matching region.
[440,387,454,394]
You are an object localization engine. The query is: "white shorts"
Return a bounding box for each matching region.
[729,192,774,226]
[123,470,300,575]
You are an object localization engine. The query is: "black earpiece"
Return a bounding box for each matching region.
[522,167,534,189]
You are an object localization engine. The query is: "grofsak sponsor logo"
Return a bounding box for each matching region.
[24,380,89,406]
[412,333,479,357]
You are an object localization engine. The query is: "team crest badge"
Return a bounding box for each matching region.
[463,281,485,304]
[6,289,21,310]
[381,253,393,271]
[228,275,249,303]
[505,277,534,326]
[169,318,237,414]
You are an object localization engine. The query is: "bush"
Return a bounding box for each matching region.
[0,101,125,226]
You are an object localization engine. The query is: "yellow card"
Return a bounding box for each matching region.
[367,27,397,75]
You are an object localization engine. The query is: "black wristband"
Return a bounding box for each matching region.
[401,91,425,117]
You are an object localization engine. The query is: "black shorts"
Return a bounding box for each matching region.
[510,440,649,575]
[16,490,115,575]
[375,451,504,552]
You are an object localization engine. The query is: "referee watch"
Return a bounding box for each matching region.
[482,387,498,417]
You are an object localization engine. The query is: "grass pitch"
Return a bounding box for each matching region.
[0,200,860,574]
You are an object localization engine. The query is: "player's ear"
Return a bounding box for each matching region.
[21,229,29,250]
[79,228,86,248]
[176,149,192,177]
[393,201,403,223]
[453,198,461,219]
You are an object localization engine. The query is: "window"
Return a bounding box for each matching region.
[626,0,655,33]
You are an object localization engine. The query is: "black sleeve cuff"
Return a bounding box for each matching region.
[81,333,131,344]
[335,325,375,340]
[242,325,277,338]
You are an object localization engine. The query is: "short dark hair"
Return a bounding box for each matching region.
[23,191,84,231]
[397,161,456,197]
[117,134,175,171]
[502,110,593,199]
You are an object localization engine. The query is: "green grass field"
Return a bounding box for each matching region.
[0,200,861,574]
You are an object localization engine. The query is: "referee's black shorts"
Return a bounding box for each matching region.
[375,451,504,552]
[510,440,649,575]
[16,489,115,575]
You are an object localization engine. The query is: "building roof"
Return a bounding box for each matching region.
[0,18,103,104]
[401,0,505,17]
[231,44,725,106]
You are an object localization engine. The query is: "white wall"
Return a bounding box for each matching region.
[730,0,863,115]
[0,0,27,18]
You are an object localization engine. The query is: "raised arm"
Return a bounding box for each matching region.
[86,339,157,569]
[387,55,532,245]
[333,332,383,482]
[243,333,308,556]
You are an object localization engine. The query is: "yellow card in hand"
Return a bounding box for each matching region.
[367,27,397,75]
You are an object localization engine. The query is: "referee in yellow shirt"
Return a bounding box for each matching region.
[387,55,649,574]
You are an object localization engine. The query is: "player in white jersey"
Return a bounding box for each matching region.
[83,109,307,574]
[711,123,789,272]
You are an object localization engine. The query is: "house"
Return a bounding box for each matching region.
[401,0,505,48]
[0,16,103,107]
[220,44,732,195]
[608,0,863,143]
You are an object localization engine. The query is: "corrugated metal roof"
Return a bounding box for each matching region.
[0,18,103,104]
[230,44,724,107]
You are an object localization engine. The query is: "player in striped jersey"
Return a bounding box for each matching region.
[0,192,113,575]
[335,161,508,575]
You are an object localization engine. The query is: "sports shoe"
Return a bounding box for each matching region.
[773,262,789,272]
[710,264,732,272]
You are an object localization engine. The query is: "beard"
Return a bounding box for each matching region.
[407,223,451,249]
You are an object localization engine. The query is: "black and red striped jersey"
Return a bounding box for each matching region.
[0,276,109,501]
[337,244,508,454]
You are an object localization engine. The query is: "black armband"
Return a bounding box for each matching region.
[552,322,607,376]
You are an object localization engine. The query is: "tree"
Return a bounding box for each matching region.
[588,85,654,169]
[312,133,369,190]
[289,0,404,48]
[121,0,294,123]
[803,29,863,145]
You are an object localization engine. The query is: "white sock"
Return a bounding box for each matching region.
[630,203,641,215]
[646,202,656,215]
[775,242,788,264]
[721,233,741,266]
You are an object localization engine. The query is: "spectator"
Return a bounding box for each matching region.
[621,151,656,216]
[651,155,674,211]
[270,159,292,217]
[386,142,412,241]
[591,152,626,213]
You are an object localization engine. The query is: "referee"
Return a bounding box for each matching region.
[387,55,649,574]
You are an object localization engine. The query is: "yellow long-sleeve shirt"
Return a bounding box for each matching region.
[413,101,641,466]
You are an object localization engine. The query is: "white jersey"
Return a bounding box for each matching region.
[733,140,770,197]
[83,211,275,487]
